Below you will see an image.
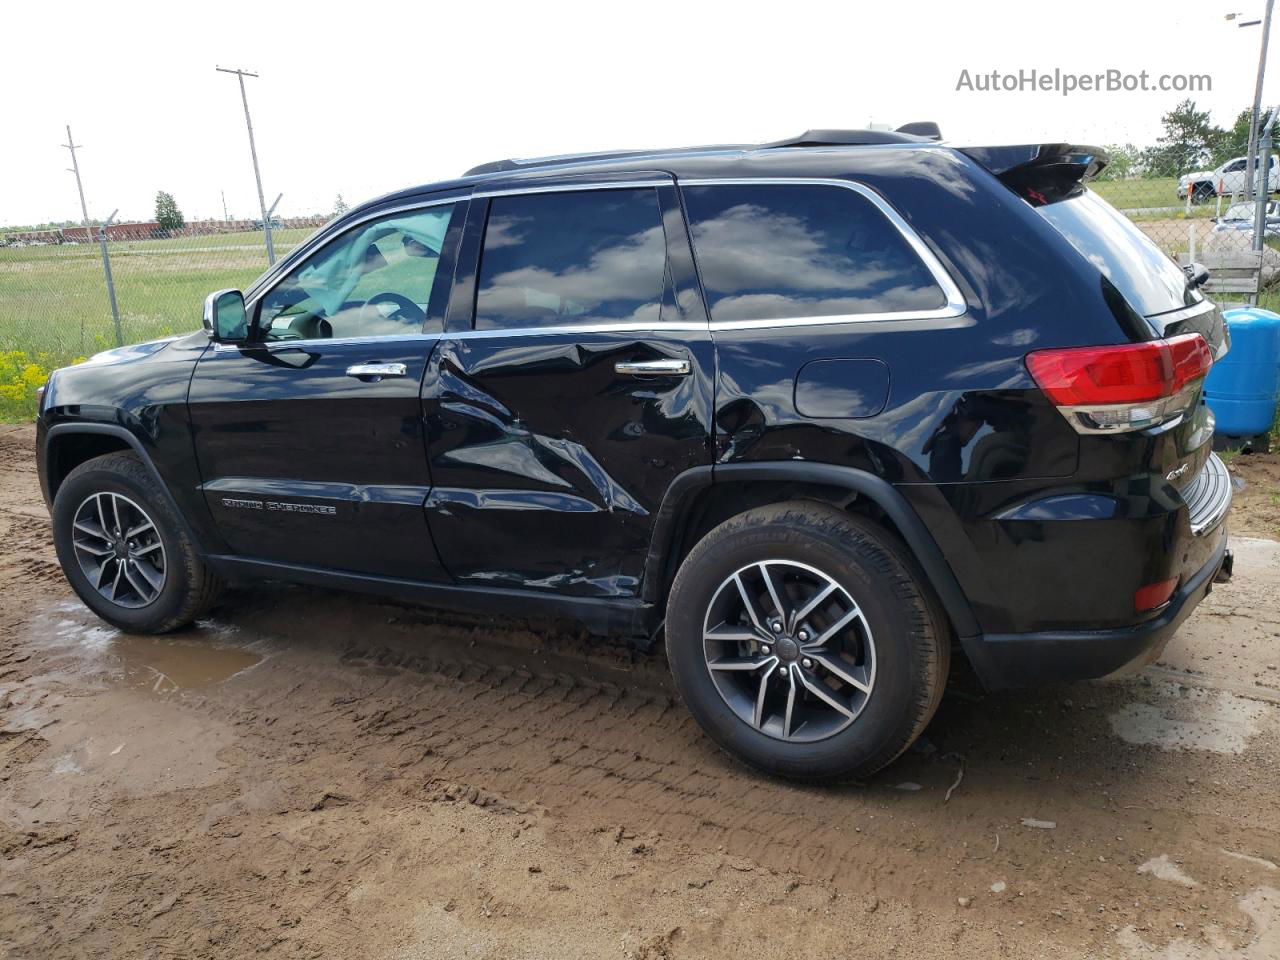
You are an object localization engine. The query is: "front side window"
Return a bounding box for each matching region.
[474,188,667,330]
[681,183,948,323]
[258,204,456,341]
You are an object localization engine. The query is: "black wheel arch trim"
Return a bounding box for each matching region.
[643,461,982,641]
[43,422,210,555]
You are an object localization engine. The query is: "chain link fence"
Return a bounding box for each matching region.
[3,140,1279,418]
[0,217,326,357]
[1091,136,1279,302]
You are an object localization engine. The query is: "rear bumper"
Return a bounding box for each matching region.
[961,522,1229,690]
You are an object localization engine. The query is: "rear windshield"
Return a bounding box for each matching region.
[1036,189,1199,316]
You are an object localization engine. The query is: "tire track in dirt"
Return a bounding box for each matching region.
[5,421,1280,958]
[216,611,907,890]
[190,594,1280,921]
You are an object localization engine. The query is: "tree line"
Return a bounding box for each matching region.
[1098,100,1260,180]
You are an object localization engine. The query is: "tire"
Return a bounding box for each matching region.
[52,451,222,633]
[665,502,949,782]
[1192,182,1215,204]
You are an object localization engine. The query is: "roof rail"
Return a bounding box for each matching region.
[761,127,937,149]
[462,124,944,177]
[462,148,707,178]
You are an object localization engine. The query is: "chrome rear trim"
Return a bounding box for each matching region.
[1182,451,1233,536]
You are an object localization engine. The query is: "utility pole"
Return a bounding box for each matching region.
[1240,0,1275,203]
[216,66,275,265]
[1253,106,1277,252]
[221,189,229,222]
[62,125,123,349]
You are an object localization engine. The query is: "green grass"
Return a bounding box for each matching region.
[0,228,313,361]
[1091,177,1249,221]
[0,227,316,420]
[1092,177,1182,209]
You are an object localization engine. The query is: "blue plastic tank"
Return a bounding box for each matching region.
[1203,306,1280,437]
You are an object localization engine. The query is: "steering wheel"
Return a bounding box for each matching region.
[366,291,425,326]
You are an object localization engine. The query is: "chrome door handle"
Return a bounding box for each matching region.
[346,362,407,380]
[614,359,691,377]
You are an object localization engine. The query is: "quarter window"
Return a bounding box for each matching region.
[258,204,456,341]
[475,189,667,330]
[681,183,947,323]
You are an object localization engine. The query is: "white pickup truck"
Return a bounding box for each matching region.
[1179,155,1279,202]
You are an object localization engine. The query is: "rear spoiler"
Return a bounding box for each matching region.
[959,143,1109,206]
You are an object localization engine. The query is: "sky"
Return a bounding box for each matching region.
[2,0,1277,228]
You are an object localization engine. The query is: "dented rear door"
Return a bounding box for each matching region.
[420,178,713,598]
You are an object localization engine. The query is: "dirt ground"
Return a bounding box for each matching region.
[1228,450,1280,541]
[1,423,1279,960]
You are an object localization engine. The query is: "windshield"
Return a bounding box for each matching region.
[1037,189,1199,316]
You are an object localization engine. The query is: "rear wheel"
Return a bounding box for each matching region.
[1192,182,1215,204]
[52,452,222,633]
[665,502,948,781]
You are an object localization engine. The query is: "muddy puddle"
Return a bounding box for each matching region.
[33,601,263,694]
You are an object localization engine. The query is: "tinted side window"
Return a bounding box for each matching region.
[259,204,456,341]
[475,189,666,330]
[681,184,947,323]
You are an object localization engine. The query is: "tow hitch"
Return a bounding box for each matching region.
[1214,548,1234,584]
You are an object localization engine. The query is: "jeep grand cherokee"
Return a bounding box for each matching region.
[36,127,1234,780]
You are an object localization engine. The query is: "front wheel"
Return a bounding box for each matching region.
[52,451,222,633]
[665,502,949,781]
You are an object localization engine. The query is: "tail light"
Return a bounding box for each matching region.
[1025,333,1213,434]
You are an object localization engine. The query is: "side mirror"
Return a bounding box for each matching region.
[203,288,249,342]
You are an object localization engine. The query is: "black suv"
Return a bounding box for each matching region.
[36,128,1233,780]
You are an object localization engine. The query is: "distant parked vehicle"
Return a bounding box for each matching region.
[1179,156,1279,203]
[253,218,283,230]
[1212,200,1280,238]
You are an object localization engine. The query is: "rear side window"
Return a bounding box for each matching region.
[1036,189,1197,316]
[681,183,948,323]
[475,188,667,330]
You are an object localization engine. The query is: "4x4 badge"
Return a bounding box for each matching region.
[1166,463,1190,481]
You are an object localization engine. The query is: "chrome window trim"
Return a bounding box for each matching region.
[452,321,708,340]
[221,175,969,348]
[678,177,968,332]
[474,179,673,198]
[211,322,713,353]
[213,333,438,352]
